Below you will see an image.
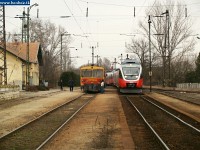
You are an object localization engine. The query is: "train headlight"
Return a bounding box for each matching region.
[124,75,127,78]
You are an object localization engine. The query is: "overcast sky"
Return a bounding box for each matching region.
[4,0,200,67]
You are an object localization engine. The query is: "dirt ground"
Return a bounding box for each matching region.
[43,88,135,150]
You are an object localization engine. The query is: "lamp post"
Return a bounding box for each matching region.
[26,3,38,87]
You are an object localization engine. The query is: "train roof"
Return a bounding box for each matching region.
[80,65,104,70]
[105,71,113,74]
[121,58,140,65]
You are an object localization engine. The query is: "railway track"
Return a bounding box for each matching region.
[122,95,200,149]
[0,94,96,150]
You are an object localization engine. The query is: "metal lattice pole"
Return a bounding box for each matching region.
[0,5,7,85]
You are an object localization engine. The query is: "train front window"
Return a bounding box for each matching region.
[81,69,103,77]
[93,69,103,77]
[122,67,140,80]
[122,67,139,75]
[81,69,92,77]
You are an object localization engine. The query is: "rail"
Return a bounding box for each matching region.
[126,95,200,149]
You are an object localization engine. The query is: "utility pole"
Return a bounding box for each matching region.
[26,3,39,87]
[60,32,70,72]
[96,55,99,66]
[167,10,170,84]
[92,46,94,65]
[0,5,7,85]
[114,58,117,69]
[148,15,152,92]
[15,8,27,43]
[161,10,170,86]
[22,8,26,43]
[60,34,63,72]
[26,7,30,86]
[120,54,123,64]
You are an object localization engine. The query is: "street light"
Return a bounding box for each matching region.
[26,3,39,87]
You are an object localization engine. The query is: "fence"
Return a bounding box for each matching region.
[176,83,200,89]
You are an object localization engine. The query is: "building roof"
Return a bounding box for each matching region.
[5,42,41,63]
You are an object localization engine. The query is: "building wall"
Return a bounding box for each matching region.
[6,52,23,89]
[30,63,39,85]
[0,51,40,90]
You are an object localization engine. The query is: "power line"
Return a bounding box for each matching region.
[63,0,91,47]
[77,0,198,8]
[74,0,84,13]
[5,19,21,28]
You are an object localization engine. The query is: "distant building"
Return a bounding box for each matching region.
[0,42,43,90]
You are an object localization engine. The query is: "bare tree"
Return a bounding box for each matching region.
[139,1,195,86]
[126,38,151,82]
[98,57,112,71]
[29,19,71,87]
[103,57,112,71]
[126,39,150,66]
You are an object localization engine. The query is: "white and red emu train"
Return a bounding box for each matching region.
[113,58,143,93]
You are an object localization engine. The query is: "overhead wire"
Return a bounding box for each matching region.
[74,0,100,55]
[63,0,92,47]
[77,0,200,8]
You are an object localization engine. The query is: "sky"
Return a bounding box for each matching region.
[4,0,200,68]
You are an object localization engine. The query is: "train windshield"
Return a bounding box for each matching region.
[122,67,140,80]
[81,69,103,77]
[81,70,92,77]
[93,69,104,77]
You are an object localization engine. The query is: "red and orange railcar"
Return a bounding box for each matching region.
[80,65,105,93]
